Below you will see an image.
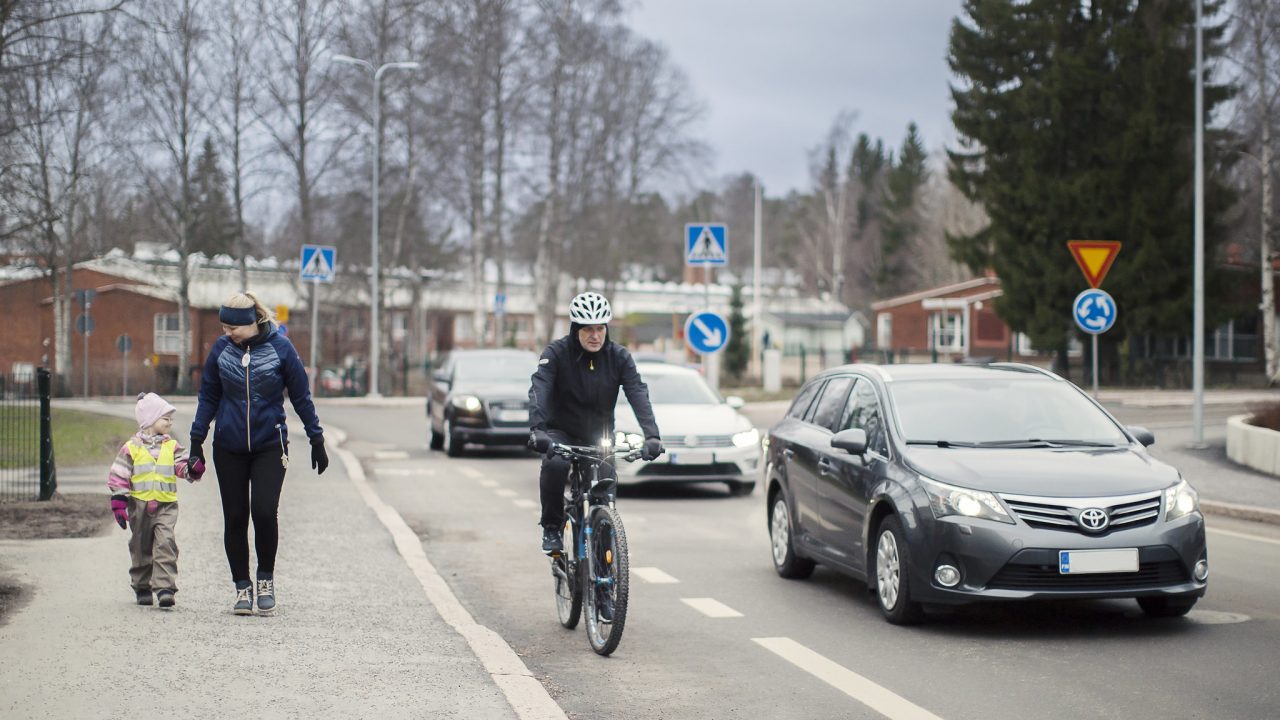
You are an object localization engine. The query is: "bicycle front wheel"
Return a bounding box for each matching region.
[553,520,581,629]
[583,505,629,656]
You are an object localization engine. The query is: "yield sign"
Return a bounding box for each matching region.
[1067,240,1121,289]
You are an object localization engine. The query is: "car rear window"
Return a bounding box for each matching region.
[889,377,1128,445]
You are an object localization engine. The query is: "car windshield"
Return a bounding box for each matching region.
[454,355,537,383]
[620,372,720,405]
[889,377,1128,446]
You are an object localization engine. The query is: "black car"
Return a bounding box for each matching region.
[427,349,539,457]
[765,362,1207,624]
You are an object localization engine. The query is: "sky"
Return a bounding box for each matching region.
[626,0,966,195]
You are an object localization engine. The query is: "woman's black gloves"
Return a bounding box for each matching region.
[310,436,329,474]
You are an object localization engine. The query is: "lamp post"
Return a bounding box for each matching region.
[332,54,419,398]
[1192,0,1205,446]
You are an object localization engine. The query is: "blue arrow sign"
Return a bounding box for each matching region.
[300,245,336,283]
[685,312,730,354]
[1073,288,1117,335]
[685,224,728,266]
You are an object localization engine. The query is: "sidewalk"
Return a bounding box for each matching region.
[0,415,535,719]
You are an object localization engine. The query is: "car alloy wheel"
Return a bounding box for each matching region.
[876,528,902,610]
[771,498,791,568]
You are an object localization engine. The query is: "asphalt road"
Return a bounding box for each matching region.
[328,401,1280,720]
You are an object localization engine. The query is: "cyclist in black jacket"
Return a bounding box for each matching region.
[528,292,662,553]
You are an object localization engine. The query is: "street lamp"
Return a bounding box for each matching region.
[332,54,419,398]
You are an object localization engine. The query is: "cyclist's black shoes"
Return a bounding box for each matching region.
[542,525,564,555]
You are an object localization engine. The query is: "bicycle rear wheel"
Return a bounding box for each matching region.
[553,519,581,629]
[583,505,629,656]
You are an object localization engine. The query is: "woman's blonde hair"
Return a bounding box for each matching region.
[223,291,276,328]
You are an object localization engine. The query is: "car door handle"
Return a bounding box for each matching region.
[783,448,795,459]
[817,458,836,476]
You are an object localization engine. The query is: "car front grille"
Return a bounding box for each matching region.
[485,399,530,428]
[664,434,734,448]
[987,560,1189,591]
[636,462,742,477]
[1000,491,1162,535]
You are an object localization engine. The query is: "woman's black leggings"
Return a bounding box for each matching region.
[213,445,287,584]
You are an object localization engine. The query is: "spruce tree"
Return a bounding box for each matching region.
[947,0,1233,370]
[881,123,929,296]
[725,284,749,382]
[190,135,235,257]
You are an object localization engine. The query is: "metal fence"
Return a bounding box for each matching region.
[0,368,56,502]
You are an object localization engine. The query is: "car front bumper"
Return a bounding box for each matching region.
[450,424,530,447]
[905,510,1208,605]
[617,444,761,484]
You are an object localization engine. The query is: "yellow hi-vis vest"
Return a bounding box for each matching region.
[128,439,178,503]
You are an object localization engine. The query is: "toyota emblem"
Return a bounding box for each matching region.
[1077,507,1110,532]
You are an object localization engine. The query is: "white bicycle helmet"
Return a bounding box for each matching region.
[569,291,613,324]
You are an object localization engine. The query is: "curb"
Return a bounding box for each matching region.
[1200,499,1280,526]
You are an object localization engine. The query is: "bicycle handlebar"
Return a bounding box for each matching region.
[551,442,659,464]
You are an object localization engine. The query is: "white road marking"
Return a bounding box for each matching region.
[459,467,484,479]
[374,467,435,477]
[633,567,679,584]
[753,637,945,720]
[681,598,742,618]
[513,499,537,509]
[479,479,499,487]
[374,450,410,460]
[495,489,518,498]
[332,433,567,720]
[1208,527,1280,546]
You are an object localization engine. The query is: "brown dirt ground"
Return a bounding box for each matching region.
[0,493,109,624]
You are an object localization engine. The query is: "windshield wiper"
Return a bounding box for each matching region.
[975,439,1121,448]
[906,440,982,448]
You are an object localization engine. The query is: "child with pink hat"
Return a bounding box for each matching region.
[106,392,204,608]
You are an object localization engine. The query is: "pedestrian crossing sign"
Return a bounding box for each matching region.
[300,245,336,283]
[686,224,728,266]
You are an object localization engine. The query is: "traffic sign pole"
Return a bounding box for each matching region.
[310,279,320,393]
[83,297,90,398]
[1092,335,1098,396]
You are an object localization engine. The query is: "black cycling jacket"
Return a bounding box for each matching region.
[528,331,660,444]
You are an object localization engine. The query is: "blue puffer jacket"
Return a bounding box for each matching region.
[190,325,323,454]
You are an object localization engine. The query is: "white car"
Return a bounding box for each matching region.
[614,362,761,495]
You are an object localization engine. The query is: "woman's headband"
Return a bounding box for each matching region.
[219,305,258,326]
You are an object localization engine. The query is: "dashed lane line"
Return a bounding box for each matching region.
[513,499,537,509]
[753,637,944,720]
[374,450,410,460]
[460,467,485,479]
[374,467,436,477]
[633,567,679,584]
[681,598,743,618]
[479,479,499,487]
[495,489,518,498]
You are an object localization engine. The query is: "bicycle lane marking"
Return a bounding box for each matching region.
[333,436,567,720]
[681,598,743,617]
[753,637,945,720]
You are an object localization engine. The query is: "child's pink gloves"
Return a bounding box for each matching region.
[110,498,128,530]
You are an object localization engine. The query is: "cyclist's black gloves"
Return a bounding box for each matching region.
[641,437,663,461]
[530,430,552,454]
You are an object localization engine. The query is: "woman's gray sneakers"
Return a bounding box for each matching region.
[233,582,254,616]
[256,576,276,614]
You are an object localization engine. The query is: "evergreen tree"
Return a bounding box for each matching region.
[947,0,1234,368]
[725,283,749,382]
[190,135,235,257]
[880,123,929,296]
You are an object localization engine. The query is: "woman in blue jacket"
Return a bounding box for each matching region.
[190,291,327,616]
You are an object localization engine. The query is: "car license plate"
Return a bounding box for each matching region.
[1059,548,1138,574]
[497,409,528,423]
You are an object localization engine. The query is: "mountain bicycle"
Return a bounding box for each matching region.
[548,439,652,656]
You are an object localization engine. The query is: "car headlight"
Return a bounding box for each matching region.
[732,428,760,448]
[613,432,643,450]
[1164,479,1200,522]
[920,476,1014,524]
[450,395,483,414]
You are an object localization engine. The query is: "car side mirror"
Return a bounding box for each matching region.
[1128,425,1155,447]
[831,428,868,455]
[725,395,745,410]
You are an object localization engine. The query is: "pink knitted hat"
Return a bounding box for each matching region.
[135,392,176,430]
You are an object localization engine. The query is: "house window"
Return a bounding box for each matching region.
[391,313,408,343]
[930,311,966,353]
[876,313,892,349]
[153,314,190,355]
